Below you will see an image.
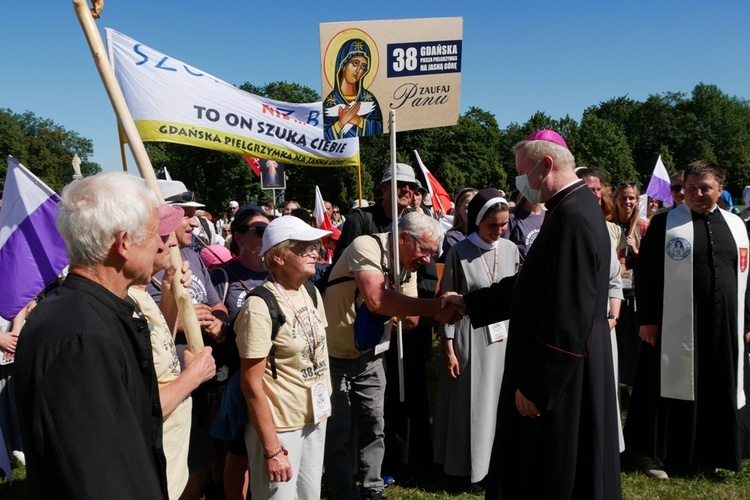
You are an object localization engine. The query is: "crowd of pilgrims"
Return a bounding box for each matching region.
[2,159,750,499]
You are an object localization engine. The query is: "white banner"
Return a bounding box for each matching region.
[106,29,359,167]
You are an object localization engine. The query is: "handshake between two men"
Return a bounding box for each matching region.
[434,292,467,325]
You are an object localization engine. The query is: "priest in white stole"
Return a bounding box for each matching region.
[624,160,750,476]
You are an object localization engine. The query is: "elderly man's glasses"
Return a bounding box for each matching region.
[410,234,438,260]
[165,191,195,204]
[670,184,684,193]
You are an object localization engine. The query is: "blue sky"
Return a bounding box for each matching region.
[2,1,749,173]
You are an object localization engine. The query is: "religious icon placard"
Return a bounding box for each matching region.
[260,159,286,190]
[320,17,462,137]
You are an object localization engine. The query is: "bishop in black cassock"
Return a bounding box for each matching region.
[462,131,622,499]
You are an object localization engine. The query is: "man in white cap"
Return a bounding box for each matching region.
[228,200,239,221]
[334,162,419,262]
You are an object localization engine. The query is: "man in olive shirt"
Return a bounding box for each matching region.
[322,212,462,499]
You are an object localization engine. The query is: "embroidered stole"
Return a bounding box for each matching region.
[662,203,748,408]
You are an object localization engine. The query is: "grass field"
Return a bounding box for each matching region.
[3,461,750,498]
[4,339,750,498]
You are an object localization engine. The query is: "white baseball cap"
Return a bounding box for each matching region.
[158,180,205,208]
[259,215,332,257]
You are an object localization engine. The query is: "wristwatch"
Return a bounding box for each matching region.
[607,314,619,323]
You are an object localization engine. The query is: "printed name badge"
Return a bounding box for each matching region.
[487,321,508,344]
[621,269,633,289]
[374,321,392,355]
[311,381,331,423]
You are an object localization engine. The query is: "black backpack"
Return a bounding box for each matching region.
[247,280,318,379]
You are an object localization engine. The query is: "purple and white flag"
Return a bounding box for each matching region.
[0,156,68,320]
[646,155,674,207]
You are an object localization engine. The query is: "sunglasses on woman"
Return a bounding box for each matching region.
[240,225,266,237]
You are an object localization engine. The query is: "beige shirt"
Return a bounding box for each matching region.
[235,281,330,431]
[128,288,191,500]
[323,233,417,360]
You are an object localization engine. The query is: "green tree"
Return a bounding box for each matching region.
[410,107,505,194]
[680,84,750,192]
[240,81,320,104]
[0,109,100,193]
[657,145,676,174]
[577,114,638,185]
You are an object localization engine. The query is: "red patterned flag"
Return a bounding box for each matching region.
[414,150,453,214]
[244,156,261,177]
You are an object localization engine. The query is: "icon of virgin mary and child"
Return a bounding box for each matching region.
[324,38,383,140]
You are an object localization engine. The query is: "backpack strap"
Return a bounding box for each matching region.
[367,233,411,287]
[302,280,319,309]
[247,286,285,379]
[212,267,231,303]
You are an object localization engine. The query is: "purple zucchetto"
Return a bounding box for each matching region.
[524,130,569,150]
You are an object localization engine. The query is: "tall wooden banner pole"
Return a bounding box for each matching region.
[73,0,204,352]
[119,134,128,173]
[389,111,405,402]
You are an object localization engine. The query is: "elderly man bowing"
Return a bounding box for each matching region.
[14,173,170,499]
[323,211,464,500]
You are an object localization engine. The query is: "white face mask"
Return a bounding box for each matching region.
[515,160,544,204]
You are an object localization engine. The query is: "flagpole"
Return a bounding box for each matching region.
[72,0,204,353]
[357,161,363,207]
[389,111,405,402]
[119,134,128,173]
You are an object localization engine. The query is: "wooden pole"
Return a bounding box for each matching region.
[72,0,204,353]
[389,110,405,402]
[119,130,128,173]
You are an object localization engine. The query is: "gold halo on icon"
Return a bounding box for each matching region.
[323,28,379,91]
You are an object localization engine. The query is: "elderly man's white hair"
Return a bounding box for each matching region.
[400,211,443,243]
[57,172,160,267]
[512,139,576,171]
